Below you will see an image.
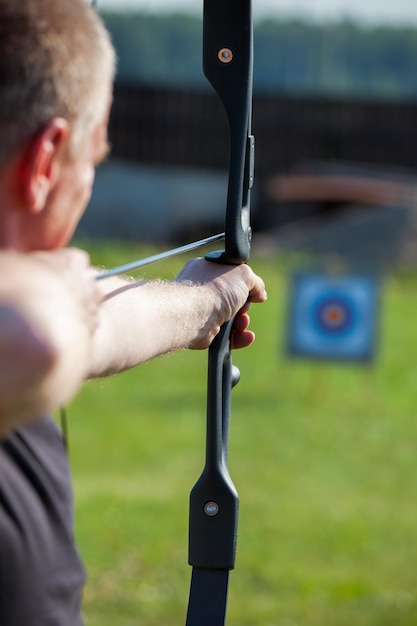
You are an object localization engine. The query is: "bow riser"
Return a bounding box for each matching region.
[186,1,254,624]
[203,0,254,264]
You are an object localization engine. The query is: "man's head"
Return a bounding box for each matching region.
[0,0,116,167]
[0,0,116,251]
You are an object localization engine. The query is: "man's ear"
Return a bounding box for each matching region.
[20,118,70,214]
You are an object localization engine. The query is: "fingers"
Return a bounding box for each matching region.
[231,329,255,350]
[249,280,267,303]
[33,247,91,271]
[244,266,267,304]
[232,308,251,333]
[32,248,102,334]
[230,308,255,350]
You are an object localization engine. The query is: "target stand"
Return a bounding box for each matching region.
[287,271,380,363]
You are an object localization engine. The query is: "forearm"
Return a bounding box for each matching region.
[89,257,267,378]
[89,277,220,377]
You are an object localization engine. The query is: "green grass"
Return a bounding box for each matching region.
[64,240,417,625]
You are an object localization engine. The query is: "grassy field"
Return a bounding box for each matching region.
[65,240,417,625]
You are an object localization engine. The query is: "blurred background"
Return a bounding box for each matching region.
[71,2,417,625]
[81,0,417,265]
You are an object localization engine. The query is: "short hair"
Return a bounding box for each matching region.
[0,0,116,167]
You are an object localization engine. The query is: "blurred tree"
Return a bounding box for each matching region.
[100,11,417,99]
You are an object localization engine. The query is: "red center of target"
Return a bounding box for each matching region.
[323,305,345,327]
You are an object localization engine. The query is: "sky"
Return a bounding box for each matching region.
[97,0,417,26]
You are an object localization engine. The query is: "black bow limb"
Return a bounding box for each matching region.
[186,1,254,624]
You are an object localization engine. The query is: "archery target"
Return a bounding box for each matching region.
[287,272,379,362]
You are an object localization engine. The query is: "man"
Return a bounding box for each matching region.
[0,0,267,624]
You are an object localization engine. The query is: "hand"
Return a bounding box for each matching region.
[31,248,102,335]
[176,258,266,349]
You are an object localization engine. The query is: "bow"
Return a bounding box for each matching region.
[185,1,254,625]
[91,1,254,623]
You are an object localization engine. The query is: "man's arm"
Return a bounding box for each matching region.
[0,248,266,434]
[89,258,267,378]
[0,249,100,436]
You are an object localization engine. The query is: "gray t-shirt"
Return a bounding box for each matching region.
[0,417,86,625]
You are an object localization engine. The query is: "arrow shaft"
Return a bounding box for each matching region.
[96,232,225,281]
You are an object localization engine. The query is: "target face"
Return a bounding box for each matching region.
[287,272,379,362]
